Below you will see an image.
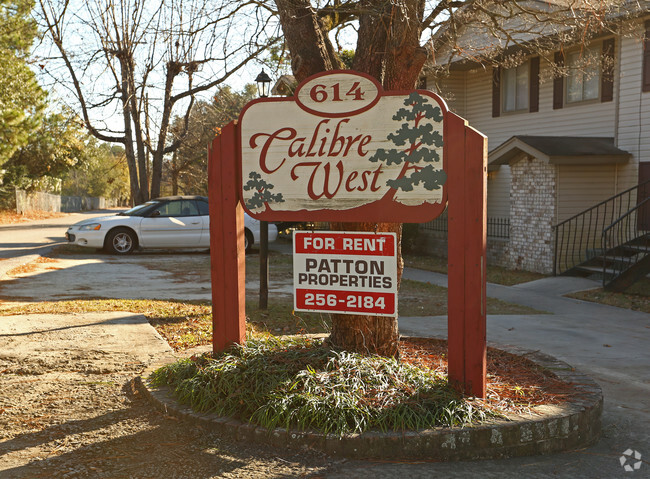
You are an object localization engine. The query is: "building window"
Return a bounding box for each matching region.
[566,46,600,103]
[502,63,529,112]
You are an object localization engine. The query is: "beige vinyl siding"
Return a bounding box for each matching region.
[429,26,649,230]
[462,57,617,151]
[487,167,511,218]
[556,165,618,223]
[616,20,648,190]
[432,71,466,117]
[441,54,617,223]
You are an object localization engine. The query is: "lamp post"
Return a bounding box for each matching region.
[256,69,271,310]
[255,69,272,98]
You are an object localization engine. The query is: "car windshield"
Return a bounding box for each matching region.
[117,201,159,216]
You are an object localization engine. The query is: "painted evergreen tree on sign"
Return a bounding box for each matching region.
[243,171,284,210]
[370,92,446,199]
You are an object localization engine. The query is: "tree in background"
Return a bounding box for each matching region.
[62,141,130,203]
[4,107,83,190]
[37,0,276,205]
[165,84,256,195]
[0,0,45,168]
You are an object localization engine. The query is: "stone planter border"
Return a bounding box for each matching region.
[134,340,602,461]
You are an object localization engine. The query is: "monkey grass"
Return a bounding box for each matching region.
[149,336,494,436]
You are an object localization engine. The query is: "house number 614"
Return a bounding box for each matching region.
[309,82,364,102]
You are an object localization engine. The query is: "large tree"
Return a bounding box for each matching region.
[37,0,277,205]
[3,107,85,190]
[273,0,633,356]
[62,141,130,202]
[0,0,45,167]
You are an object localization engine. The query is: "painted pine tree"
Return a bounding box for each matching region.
[243,171,284,211]
[370,92,446,200]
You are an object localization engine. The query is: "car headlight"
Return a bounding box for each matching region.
[78,223,101,231]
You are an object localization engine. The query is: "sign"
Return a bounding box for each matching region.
[293,231,397,317]
[209,70,487,397]
[239,70,448,223]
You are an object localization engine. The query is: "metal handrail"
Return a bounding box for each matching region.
[601,196,650,287]
[553,179,650,276]
[555,179,650,229]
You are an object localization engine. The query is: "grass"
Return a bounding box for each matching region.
[0,298,328,351]
[566,277,650,314]
[403,253,547,286]
[246,301,331,336]
[0,247,542,351]
[149,336,494,436]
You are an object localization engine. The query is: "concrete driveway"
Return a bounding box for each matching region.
[0,210,121,280]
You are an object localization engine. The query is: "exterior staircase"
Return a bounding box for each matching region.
[554,180,650,291]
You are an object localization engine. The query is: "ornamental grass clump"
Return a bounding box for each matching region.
[149,336,492,436]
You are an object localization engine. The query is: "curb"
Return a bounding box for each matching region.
[134,342,602,461]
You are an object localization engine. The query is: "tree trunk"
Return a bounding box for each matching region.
[275,0,428,356]
[328,221,403,356]
[275,0,341,82]
[120,73,145,205]
[171,150,179,196]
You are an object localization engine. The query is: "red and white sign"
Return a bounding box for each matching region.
[239,70,448,223]
[293,231,397,317]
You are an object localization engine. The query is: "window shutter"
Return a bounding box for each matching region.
[553,51,564,109]
[601,38,615,102]
[643,21,650,91]
[529,57,540,112]
[492,66,501,117]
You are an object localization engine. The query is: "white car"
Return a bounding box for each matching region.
[65,195,277,254]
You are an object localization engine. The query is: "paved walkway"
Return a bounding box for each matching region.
[0,210,118,280]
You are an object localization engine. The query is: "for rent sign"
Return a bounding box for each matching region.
[239,70,448,223]
[293,231,397,317]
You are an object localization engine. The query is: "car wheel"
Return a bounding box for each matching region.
[106,227,137,255]
[244,229,253,253]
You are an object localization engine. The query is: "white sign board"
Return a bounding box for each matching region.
[239,70,447,223]
[293,231,398,317]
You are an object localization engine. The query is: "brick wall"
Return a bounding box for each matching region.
[417,155,557,274]
[507,156,556,274]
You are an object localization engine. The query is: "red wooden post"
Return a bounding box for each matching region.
[446,112,487,397]
[208,121,246,353]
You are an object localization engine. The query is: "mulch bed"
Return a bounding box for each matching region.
[399,337,579,414]
[0,210,65,225]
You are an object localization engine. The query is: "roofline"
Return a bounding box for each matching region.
[430,3,650,70]
[488,136,632,167]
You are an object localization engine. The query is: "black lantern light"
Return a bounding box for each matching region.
[255,69,272,98]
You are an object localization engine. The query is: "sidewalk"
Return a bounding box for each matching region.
[0,209,119,280]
